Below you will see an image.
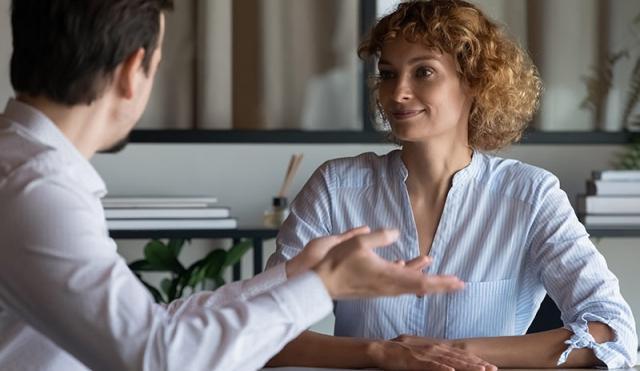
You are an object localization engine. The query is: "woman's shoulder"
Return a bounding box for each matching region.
[316,150,399,187]
[477,152,560,203]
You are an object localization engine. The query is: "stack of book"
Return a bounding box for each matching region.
[102,196,237,230]
[577,170,640,229]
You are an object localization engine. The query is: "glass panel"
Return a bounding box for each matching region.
[141,0,363,130]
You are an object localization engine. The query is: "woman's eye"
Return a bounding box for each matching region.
[378,70,395,80]
[416,67,433,79]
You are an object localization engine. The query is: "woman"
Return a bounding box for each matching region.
[267,0,637,369]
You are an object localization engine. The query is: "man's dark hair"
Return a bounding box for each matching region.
[10,0,173,106]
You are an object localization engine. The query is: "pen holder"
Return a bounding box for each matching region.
[263,196,290,228]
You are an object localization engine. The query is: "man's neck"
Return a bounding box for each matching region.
[16,95,108,159]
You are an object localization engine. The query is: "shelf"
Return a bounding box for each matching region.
[587,228,640,238]
[109,227,638,239]
[109,227,278,240]
[123,129,639,145]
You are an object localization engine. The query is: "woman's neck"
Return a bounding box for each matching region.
[401,141,473,198]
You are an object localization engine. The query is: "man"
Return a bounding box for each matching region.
[0,1,494,370]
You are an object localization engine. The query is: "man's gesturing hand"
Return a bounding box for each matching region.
[312,228,464,299]
[286,226,372,279]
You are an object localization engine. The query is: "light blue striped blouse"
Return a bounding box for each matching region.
[267,149,637,368]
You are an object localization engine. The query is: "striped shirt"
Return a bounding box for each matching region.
[267,149,638,368]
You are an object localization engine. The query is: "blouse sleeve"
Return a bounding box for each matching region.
[526,173,637,368]
[266,162,334,268]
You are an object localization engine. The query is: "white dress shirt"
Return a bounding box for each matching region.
[0,99,333,371]
[268,150,638,369]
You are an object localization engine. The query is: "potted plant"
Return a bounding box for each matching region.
[129,239,252,303]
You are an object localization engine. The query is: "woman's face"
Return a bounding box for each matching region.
[377,38,473,144]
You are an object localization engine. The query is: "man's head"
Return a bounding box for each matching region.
[10,0,173,151]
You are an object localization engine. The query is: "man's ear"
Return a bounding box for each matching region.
[116,48,146,100]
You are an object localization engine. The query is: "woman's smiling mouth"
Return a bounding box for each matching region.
[391,109,426,121]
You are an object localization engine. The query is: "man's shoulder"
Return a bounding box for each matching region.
[0,125,65,183]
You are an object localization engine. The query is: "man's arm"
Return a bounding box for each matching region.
[0,176,470,370]
[0,178,335,371]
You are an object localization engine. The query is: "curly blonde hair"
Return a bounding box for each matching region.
[358,0,542,151]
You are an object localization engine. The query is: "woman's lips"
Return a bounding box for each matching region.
[390,109,425,121]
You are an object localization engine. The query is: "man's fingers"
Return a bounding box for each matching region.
[383,267,463,296]
[421,275,464,294]
[354,228,400,250]
[336,225,371,243]
[405,255,432,270]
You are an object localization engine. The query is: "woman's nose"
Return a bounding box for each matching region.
[391,77,413,102]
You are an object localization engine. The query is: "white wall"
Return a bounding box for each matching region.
[93,143,640,338]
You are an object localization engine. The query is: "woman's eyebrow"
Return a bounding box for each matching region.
[378,55,441,66]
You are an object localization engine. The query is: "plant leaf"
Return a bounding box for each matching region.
[224,240,253,268]
[144,240,185,273]
[204,249,227,279]
[187,265,208,288]
[128,259,159,272]
[167,277,180,301]
[167,238,186,257]
[214,276,226,289]
[160,278,172,298]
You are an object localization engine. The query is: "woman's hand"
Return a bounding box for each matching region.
[368,335,497,371]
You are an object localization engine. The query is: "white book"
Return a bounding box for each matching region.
[102,196,218,209]
[587,180,640,196]
[107,218,237,230]
[581,214,640,227]
[592,170,640,181]
[105,207,230,219]
[577,195,640,214]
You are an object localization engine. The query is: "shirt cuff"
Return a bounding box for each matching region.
[271,271,333,329]
[558,313,626,369]
[241,262,288,298]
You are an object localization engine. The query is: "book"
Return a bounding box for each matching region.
[580,214,640,227]
[576,195,640,214]
[106,218,237,230]
[586,180,640,196]
[104,207,230,219]
[592,170,640,181]
[102,196,218,209]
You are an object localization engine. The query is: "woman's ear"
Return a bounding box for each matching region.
[116,48,146,100]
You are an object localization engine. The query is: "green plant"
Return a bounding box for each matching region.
[581,12,640,130]
[615,138,640,170]
[129,238,253,303]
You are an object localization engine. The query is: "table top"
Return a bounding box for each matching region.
[264,367,640,371]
